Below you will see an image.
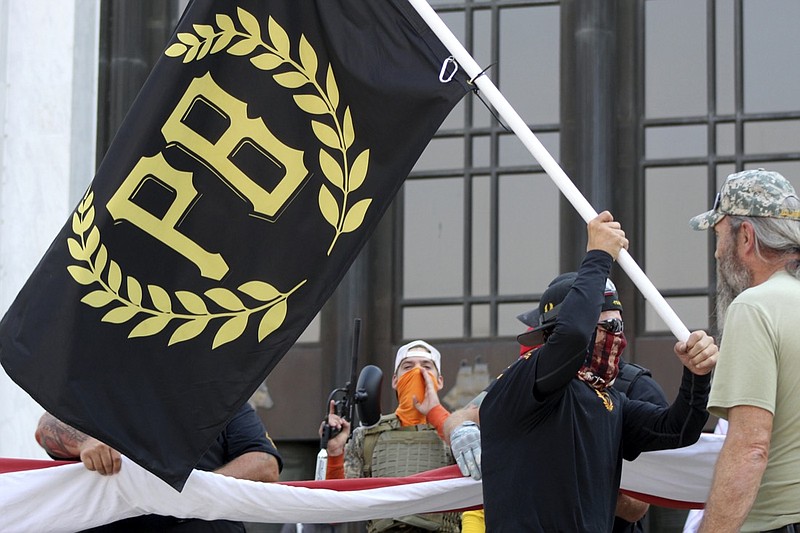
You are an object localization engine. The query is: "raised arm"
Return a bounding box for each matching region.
[320,399,352,480]
[531,212,627,398]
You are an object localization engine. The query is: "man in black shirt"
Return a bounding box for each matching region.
[35,402,282,532]
[518,275,670,533]
[445,211,718,532]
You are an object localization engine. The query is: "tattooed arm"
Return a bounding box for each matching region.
[443,391,484,445]
[35,412,122,475]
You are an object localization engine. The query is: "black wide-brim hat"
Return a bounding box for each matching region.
[517,272,622,347]
[516,273,576,346]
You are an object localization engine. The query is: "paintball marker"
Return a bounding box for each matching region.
[319,318,383,450]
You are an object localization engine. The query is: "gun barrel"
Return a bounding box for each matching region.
[347,318,362,423]
[319,318,363,450]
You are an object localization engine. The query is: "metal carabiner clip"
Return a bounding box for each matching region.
[439,56,458,83]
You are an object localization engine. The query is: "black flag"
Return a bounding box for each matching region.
[0,0,468,490]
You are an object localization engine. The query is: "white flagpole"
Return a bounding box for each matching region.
[408,0,691,342]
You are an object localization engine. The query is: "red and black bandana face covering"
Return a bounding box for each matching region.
[577,329,627,390]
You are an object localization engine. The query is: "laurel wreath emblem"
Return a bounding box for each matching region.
[165,8,373,255]
[66,190,306,349]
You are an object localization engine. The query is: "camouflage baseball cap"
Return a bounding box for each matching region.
[689,168,800,230]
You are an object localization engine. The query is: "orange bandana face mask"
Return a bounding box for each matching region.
[394,367,440,426]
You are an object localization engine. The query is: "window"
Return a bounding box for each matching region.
[642,0,800,333]
[399,1,561,340]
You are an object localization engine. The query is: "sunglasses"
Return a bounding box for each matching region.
[712,191,722,211]
[597,318,624,334]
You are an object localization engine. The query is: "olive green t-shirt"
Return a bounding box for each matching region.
[709,270,800,532]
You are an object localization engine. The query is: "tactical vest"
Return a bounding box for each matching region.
[362,414,461,533]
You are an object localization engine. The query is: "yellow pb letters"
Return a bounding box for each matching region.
[162,72,308,220]
[106,72,309,280]
[106,153,229,280]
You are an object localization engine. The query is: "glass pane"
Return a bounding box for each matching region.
[645,296,709,333]
[296,312,320,343]
[473,9,493,129]
[471,304,490,338]
[471,175,491,296]
[644,166,709,290]
[745,120,800,155]
[499,302,536,337]
[645,125,708,159]
[744,0,800,113]
[717,164,736,189]
[472,135,491,168]
[440,98,465,131]
[499,131,559,167]
[403,178,464,298]
[499,5,560,124]
[403,306,462,339]
[715,0,735,115]
[412,137,464,173]
[715,123,735,156]
[438,11,465,43]
[498,173,559,295]
[645,0,707,118]
[472,92,493,130]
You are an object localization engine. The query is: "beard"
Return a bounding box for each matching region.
[715,236,752,337]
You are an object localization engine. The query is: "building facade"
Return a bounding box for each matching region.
[2,0,799,530]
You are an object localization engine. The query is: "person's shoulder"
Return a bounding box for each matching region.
[728,276,797,321]
[361,413,398,435]
[616,360,648,382]
[768,271,800,296]
[229,401,258,421]
[226,401,265,430]
[483,353,531,392]
[624,367,668,406]
[742,270,799,299]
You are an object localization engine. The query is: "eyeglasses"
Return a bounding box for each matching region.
[712,192,722,212]
[597,318,624,334]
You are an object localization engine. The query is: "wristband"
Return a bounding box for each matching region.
[426,404,450,439]
[325,452,344,480]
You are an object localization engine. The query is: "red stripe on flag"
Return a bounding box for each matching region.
[0,458,702,511]
[619,489,704,510]
[0,458,76,474]
[280,465,461,490]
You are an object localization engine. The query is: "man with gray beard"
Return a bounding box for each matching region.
[689,168,800,533]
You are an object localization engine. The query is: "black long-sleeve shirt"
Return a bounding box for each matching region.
[480,250,710,532]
